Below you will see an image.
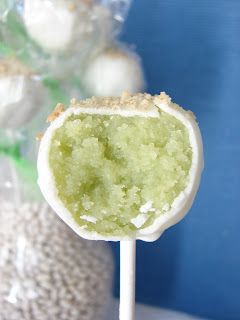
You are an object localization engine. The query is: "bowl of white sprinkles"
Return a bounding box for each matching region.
[0,201,113,320]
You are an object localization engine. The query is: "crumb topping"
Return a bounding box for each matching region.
[36,132,44,141]
[47,103,65,123]
[101,48,130,59]
[187,110,196,120]
[46,92,196,122]
[68,3,77,11]
[68,0,93,11]
[0,59,34,77]
[70,92,168,112]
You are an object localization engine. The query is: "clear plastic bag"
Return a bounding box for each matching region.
[99,0,132,33]
[0,140,114,320]
[0,0,132,78]
[0,134,114,320]
[0,58,114,320]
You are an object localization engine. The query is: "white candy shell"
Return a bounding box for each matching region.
[37,94,203,242]
[23,0,96,53]
[82,48,145,97]
[23,0,76,52]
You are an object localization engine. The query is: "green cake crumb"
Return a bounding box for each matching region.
[49,110,192,237]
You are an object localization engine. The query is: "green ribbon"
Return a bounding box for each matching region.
[43,77,68,106]
[0,142,37,185]
[0,11,30,60]
[0,41,14,56]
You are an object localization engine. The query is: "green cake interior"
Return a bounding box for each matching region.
[49,110,192,237]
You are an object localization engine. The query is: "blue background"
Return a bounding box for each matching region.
[110,1,240,320]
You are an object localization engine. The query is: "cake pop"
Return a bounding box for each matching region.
[37,92,203,320]
[83,48,145,97]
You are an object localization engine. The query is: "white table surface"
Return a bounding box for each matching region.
[107,299,208,320]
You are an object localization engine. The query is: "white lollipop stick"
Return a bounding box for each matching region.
[120,239,136,320]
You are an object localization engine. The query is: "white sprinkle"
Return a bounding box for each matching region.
[131,213,149,228]
[80,215,97,224]
[16,235,27,274]
[5,181,12,188]
[5,283,20,304]
[79,225,87,230]
[162,203,170,211]
[140,201,156,213]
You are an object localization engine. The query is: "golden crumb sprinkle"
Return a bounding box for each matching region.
[153,92,171,105]
[47,103,65,122]
[68,3,77,11]
[187,110,196,120]
[70,98,77,106]
[103,48,129,59]
[69,92,157,112]
[83,0,93,6]
[0,59,33,77]
[36,132,44,141]
[120,91,130,103]
[69,92,178,114]
[46,92,194,122]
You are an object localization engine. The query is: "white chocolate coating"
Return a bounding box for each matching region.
[37,93,203,242]
[82,48,145,97]
[23,0,76,52]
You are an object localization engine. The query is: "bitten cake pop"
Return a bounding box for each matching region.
[37,92,203,319]
[82,48,145,97]
[38,92,203,241]
[0,59,43,129]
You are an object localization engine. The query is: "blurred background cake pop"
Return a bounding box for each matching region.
[82,46,145,97]
[21,0,115,57]
[22,0,96,54]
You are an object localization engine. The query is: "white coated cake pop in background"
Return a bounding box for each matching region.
[0,59,44,129]
[0,201,113,320]
[82,47,145,97]
[22,0,113,54]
